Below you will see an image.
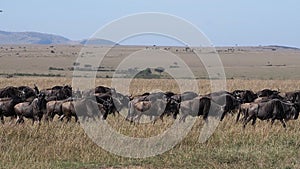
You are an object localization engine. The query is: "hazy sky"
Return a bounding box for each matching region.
[1,1,300,47]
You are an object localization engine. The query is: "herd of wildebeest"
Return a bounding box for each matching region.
[0,84,300,128]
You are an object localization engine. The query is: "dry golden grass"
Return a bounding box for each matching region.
[0,77,300,169]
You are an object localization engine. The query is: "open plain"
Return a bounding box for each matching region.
[0,45,300,168]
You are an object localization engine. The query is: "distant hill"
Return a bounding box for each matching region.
[80,38,117,45]
[0,30,71,44]
[266,45,300,50]
[0,30,117,45]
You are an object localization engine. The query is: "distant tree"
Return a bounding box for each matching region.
[144,68,152,75]
[135,68,160,79]
[154,67,165,75]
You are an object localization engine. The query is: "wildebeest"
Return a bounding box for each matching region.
[94,94,115,119]
[0,86,24,98]
[0,95,25,124]
[127,98,167,123]
[163,91,199,120]
[280,101,300,121]
[179,96,224,122]
[81,91,129,120]
[95,85,116,95]
[45,100,66,121]
[14,93,47,125]
[254,93,285,103]
[206,90,233,97]
[180,91,198,101]
[73,97,107,121]
[285,91,300,103]
[126,91,178,123]
[233,89,257,103]
[60,95,119,122]
[208,94,240,121]
[253,97,271,103]
[17,85,39,102]
[236,102,257,123]
[41,85,72,101]
[110,93,130,114]
[256,89,280,97]
[60,100,78,122]
[241,99,297,128]
[82,86,116,97]
[163,97,181,120]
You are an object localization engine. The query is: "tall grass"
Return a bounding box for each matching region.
[0,77,300,169]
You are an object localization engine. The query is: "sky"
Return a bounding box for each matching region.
[0,0,300,47]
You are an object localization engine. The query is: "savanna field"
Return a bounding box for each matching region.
[1,1,300,168]
[1,77,300,169]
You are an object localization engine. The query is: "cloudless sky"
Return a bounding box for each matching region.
[0,0,300,47]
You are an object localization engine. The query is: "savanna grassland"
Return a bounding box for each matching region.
[1,45,300,79]
[1,45,300,169]
[0,77,300,169]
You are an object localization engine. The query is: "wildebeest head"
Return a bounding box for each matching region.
[37,93,47,110]
[17,86,39,102]
[33,84,39,95]
[62,85,72,97]
[165,98,181,119]
[242,90,257,103]
[285,91,300,103]
[292,102,300,120]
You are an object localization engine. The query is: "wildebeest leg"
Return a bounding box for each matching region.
[37,114,43,125]
[179,114,188,123]
[59,114,65,121]
[44,115,49,122]
[133,113,143,123]
[32,116,39,125]
[50,114,55,121]
[74,114,78,123]
[271,118,275,127]
[37,117,42,126]
[102,111,109,120]
[1,115,4,124]
[236,110,241,123]
[9,116,16,124]
[31,118,35,126]
[220,111,227,121]
[173,111,178,119]
[153,116,157,124]
[236,108,247,123]
[251,117,256,126]
[16,116,20,124]
[126,108,132,121]
[126,108,136,123]
[66,114,71,123]
[149,116,153,121]
[112,110,119,117]
[44,113,49,122]
[16,116,24,124]
[243,115,253,128]
[280,119,286,128]
[159,114,164,122]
